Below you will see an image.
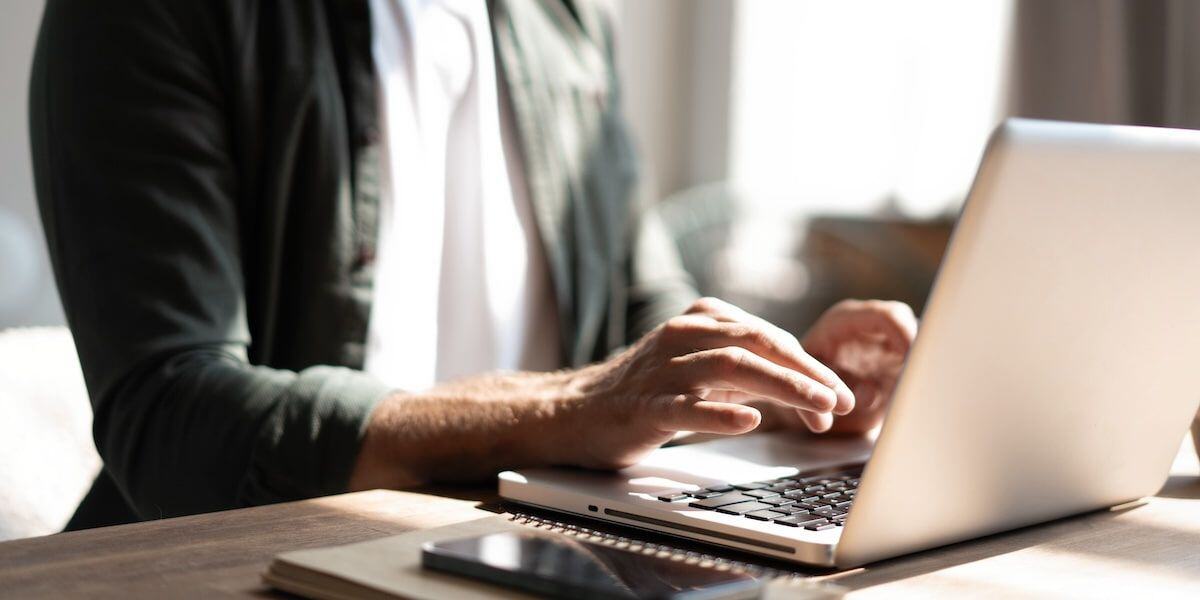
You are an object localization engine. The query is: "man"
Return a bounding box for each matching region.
[29,0,917,530]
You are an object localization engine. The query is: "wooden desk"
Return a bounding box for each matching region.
[2,441,1197,599]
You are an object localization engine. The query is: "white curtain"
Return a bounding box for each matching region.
[726,0,1015,219]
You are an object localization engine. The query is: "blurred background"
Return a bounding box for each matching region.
[2,0,1200,539]
[616,0,1200,335]
[5,0,1200,329]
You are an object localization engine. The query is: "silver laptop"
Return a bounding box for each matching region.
[499,118,1200,568]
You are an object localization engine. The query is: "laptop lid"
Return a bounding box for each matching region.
[836,119,1200,567]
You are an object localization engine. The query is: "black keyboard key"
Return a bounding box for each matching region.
[688,492,758,509]
[761,497,796,507]
[774,505,809,515]
[689,491,725,499]
[732,482,768,491]
[715,501,776,515]
[819,491,843,499]
[705,484,734,493]
[655,490,690,502]
[743,489,780,500]
[745,509,786,521]
[814,498,841,507]
[835,500,854,508]
[805,521,836,531]
[775,514,829,527]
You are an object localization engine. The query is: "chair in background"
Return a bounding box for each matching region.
[655,183,953,337]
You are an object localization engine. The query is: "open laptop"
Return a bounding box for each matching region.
[499,118,1200,568]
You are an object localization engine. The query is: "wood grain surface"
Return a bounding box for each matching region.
[1,442,1197,599]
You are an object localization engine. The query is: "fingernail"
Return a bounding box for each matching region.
[833,383,855,416]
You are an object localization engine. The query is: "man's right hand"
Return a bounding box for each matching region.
[555,297,855,469]
[350,297,854,489]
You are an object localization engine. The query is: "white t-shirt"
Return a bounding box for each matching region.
[364,0,560,390]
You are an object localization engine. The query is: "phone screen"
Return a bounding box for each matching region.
[422,531,762,600]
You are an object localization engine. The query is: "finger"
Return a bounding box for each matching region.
[685,297,767,329]
[661,314,854,415]
[850,378,883,413]
[797,409,833,433]
[684,296,743,318]
[670,347,839,413]
[863,300,918,350]
[746,398,809,431]
[688,321,855,415]
[652,394,761,434]
[810,300,918,355]
[864,302,916,345]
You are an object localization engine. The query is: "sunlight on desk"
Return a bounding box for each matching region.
[830,432,1200,598]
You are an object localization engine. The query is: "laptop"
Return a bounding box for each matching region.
[499,118,1200,568]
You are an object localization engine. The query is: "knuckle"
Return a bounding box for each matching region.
[874,299,915,321]
[667,393,692,417]
[863,299,890,311]
[867,299,907,315]
[662,316,713,344]
[751,328,777,350]
[662,316,691,337]
[785,331,804,349]
[726,323,753,339]
[668,354,692,369]
[836,298,865,310]
[714,347,748,373]
[726,323,770,347]
[689,296,723,314]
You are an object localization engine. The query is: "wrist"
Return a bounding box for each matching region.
[513,371,590,467]
[348,392,416,491]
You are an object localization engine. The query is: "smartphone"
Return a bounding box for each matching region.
[421,531,763,600]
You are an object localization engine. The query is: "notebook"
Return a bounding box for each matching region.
[262,512,844,599]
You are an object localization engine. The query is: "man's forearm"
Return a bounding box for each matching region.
[347,369,587,490]
[346,297,883,492]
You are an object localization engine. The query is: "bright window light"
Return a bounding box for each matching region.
[728,0,1015,218]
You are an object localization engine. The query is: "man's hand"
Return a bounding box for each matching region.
[350,297,858,488]
[558,297,857,469]
[787,299,918,434]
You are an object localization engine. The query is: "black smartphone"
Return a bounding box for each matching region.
[421,531,763,600]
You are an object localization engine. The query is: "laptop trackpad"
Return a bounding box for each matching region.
[503,432,874,505]
[625,431,875,491]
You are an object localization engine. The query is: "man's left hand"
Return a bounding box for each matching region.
[754,299,917,435]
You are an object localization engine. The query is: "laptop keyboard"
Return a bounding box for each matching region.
[654,469,863,531]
